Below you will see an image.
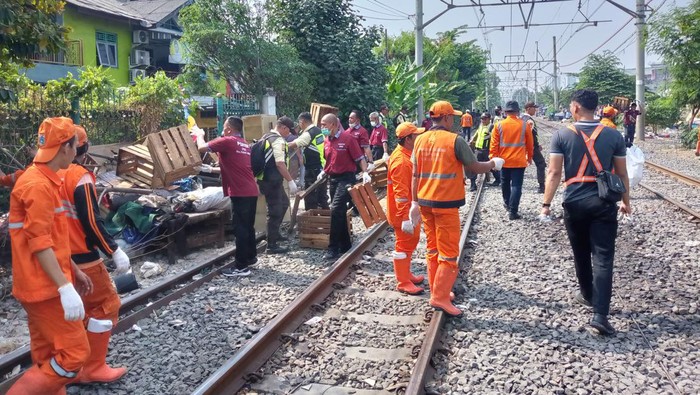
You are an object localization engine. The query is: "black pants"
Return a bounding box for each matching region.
[562,197,618,316]
[371,145,384,161]
[625,124,635,146]
[230,196,257,268]
[328,173,355,253]
[471,148,501,183]
[304,167,329,210]
[501,167,525,214]
[257,180,289,246]
[461,127,472,140]
[533,146,547,187]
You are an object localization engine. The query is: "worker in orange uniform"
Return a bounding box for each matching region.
[0,168,25,187]
[7,117,92,395]
[57,125,131,384]
[387,122,426,295]
[696,129,700,156]
[490,100,534,220]
[600,106,618,129]
[460,109,473,140]
[409,101,505,317]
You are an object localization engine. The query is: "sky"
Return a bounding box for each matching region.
[352,0,688,98]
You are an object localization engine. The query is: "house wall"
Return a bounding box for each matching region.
[64,7,133,85]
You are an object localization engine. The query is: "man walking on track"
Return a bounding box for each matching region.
[521,101,547,193]
[490,100,534,220]
[623,103,641,147]
[387,122,427,295]
[7,117,91,394]
[409,101,505,317]
[58,125,130,384]
[541,89,631,336]
[460,109,473,140]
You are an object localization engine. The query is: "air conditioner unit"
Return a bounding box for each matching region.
[130,69,147,82]
[133,30,149,45]
[131,50,150,66]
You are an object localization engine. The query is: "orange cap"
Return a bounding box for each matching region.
[396,122,426,139]
[429,101,462,117]
[75,125,88,147]
[34,117,76,163]
[603,106,617,117]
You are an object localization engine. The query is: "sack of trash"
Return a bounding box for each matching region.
[626,145,645,188]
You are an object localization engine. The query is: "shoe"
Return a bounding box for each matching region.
[509,212,521,220]
[429,265,462,317]
[267,244,289,254]
[503,203,509,211]
[222,267,251,277]
[574,292,593,310]
[74,327,127,384]
[410,273,425,284]
[323,250,340,261]
[538,185,545,194]
[469,184,477,192]
[590,314,616,336]
[393,257,425,295]
[246,257,258,267]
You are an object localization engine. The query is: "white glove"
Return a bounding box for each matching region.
[58,283,85,321]
[112,247,131,275]
[317,170,326,181]
[199,164,213,173]
[361,172,372,184]
[190,126,205,139]
[401,220,414,234]
[288,180,298,196]
[382,153,390,162]
[491,157,505,171]
[367,162,376,173]
[409,202,421,227]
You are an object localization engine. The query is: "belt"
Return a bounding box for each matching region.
[77,258,104,269]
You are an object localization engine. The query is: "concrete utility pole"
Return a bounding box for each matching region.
[553,36,559,111]
[415,0,424,123]
[635,0,646,141]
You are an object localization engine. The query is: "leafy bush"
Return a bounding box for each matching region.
[646,96,680,133]
[126,71,187,136]
[679,124,698,149]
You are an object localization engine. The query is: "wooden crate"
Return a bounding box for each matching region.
[310,103,339,127]
[370,160,388,188]
[242,114,278,142]
[298,209,352,249]
[146,125,202,186]
[116,144,164,188]
[348,183,386,228]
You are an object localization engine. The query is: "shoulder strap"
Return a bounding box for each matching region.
[568,124,606,173]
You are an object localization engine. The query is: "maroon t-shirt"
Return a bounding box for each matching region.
[207,135,258,197]
[369,125,388,146]
[324,130,365,175]
[346,125,370,148]
[624,109,640,125]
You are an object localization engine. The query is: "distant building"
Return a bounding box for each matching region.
[563,73,579,88]
[624,63,670,93]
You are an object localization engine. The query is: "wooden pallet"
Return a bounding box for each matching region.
[116,143,164,188]
[146,125,202,186]
[348,183,386,228]
[310,103,339,126]
[298,209,352,249]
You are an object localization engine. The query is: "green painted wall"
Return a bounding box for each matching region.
[64,7,132,86]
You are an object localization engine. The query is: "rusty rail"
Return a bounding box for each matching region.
[645,161,700,188]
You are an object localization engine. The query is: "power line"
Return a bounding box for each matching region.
[354,3,409,18]
[362,15,411,21]
[368,0,409,17]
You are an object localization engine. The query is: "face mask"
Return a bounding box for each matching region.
[348,122,355,128]
[321,128,331,136]
[370,121,377,127]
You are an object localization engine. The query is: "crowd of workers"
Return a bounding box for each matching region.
[0,86,648,393]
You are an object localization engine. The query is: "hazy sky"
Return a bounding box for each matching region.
[353,0,687,97]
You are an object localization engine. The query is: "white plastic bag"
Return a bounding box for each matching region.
[626,145,645,188]
[189,187,231,212]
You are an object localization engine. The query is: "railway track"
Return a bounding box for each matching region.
[193,177,485,395]
[640,161,700,220]
[0,234,267,392]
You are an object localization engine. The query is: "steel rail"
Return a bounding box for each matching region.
[405,175,486,395]
[645,161,700,188]
[639,182,700,220]
[192,221,389,395]
[0,234,265,391]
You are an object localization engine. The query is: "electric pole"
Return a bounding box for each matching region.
[415,0,424,123]
[635,0,646,141]
[553,36,559,111]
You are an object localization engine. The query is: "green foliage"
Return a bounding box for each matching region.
[511,88,533,105]
[267,0,388,120]
[179,0,315,116]
[645,95,680,132]
[679,124,698,149]
[576,52,635,105]
[177,65,220,96]
[127,71,185,136]
[0,0,69,66]
[648,0,700,128]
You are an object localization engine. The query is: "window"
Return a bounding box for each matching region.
[96,31,118,68]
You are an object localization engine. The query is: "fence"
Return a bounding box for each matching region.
[216,93,260,136]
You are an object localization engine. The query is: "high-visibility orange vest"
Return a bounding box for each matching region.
[461,113,473,128]
[564,124,606,186]
[600,117,616,129]
[413,129,465,208]
[489,115,533,168]
[387,145,413,227]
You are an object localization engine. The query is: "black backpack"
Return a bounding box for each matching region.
[392,113,402,127]
[250,133,277,179]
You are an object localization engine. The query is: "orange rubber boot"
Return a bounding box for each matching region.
[75,319,126,384]
[426,253,438,291]
[393,257,424,295]
[410,272,425,284]
[6,366,68,395]
[429,265,462,317]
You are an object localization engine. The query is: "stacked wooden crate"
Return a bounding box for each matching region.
[298,209,352,249]
[242,114,277,142]
[310,103,339,126]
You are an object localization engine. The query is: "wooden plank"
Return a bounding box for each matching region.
[364,183,387,221]
[147,134,173,178]
[176,125,202,164]
[357,183,380,223]
[348,185,373,228]
[170,126,197,166]
[156,131,180,172]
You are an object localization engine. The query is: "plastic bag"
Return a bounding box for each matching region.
[626,145,645,188]
[188,187,232,212]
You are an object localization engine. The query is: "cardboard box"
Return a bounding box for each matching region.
[242,114,278,142]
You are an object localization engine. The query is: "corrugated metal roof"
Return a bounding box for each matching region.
[66,0,145,22]
[66,0,191,25]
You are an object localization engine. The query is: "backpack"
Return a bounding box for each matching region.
[392,113,402,127]
[250,133,277,178]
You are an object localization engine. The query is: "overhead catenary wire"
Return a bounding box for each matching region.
[367,0,410,17]
[354,3,410,18]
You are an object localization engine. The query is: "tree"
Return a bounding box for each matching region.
[645,95,680,133]
[648,0,700,128]
[178,0,315,116]
[575,52,635,105]
[267,0,388,120]
[0,0,69,66]
[511,88,533,105]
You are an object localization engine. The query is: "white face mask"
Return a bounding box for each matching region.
[348,122,355,128]
[370,121,377,127]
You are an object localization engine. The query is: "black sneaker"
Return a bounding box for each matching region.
[491,181,501,187]
[246,257,258,267]
[509,212,521,220]
[221,267,251,277]
[267,244,289,254]
[590,314,616,336]
[538,185,545,194]
[574,292,593,310]
[323,249,340,261]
